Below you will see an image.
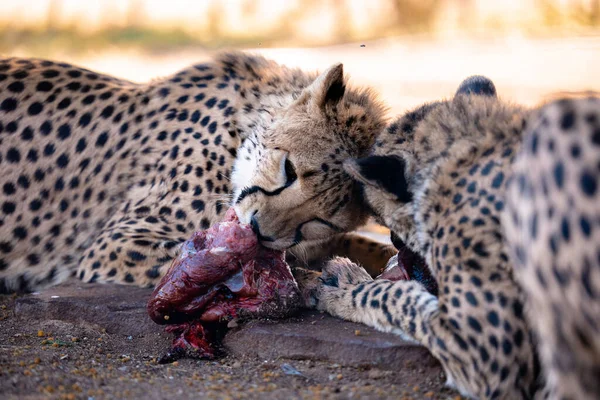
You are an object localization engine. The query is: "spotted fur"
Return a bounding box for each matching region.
[0,52,394,293]
[305,77,600,398]
[504,97,600,400]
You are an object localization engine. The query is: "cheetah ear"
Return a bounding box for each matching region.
[344,156,412,203]
[455,75,496,98]
[305,63,346,111]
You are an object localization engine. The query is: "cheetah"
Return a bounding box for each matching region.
[301,77,600,399]
[503,97,600,400]
[0,51,396,293]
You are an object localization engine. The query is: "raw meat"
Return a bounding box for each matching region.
[147,208,302,362]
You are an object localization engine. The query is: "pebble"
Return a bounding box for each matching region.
[227,320,239,328]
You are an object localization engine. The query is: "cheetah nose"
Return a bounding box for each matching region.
[250,213,275,243]
[250,214,260,235]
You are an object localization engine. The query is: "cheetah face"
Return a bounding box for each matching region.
[232,64,384,249]
[344,75,498,256]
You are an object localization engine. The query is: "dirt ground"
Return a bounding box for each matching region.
[0,294,461,400]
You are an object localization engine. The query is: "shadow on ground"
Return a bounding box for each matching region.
[0,280,460,399]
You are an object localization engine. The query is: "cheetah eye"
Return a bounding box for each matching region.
[284,158,297,185]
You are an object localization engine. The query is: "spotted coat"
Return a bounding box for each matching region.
[0,52,394,293]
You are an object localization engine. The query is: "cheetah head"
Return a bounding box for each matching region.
[232,64,386,249]
[343,75,499,255]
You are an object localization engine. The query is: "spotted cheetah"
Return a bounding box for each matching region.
[504,97,600,400]
[0,51,396,293]
[304,77,600,399]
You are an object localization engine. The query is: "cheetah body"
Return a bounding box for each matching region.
[310,78,600,399]
[0,52,392,293]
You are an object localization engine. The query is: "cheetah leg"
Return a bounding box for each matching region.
[76,209,192,288]
[288,232,396,278]
[504,98,600,400]
[312,257,536,399]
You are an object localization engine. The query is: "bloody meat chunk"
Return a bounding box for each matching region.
[147,208,302,362]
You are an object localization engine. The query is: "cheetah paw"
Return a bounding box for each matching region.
[314,257,373,318]
[293,268,322,308]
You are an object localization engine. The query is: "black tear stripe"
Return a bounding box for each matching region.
[292,218,343,247]
[235,182,293,204]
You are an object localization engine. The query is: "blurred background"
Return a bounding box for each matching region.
[2,0,599,238]
[1,0,599,114]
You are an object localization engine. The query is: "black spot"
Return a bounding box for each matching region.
[17,175,31,189]
[467,317,482,333]
[57,98,71,109]
[101,105,114,119]
[75,138,87,153]
[3,183,16,196]
[0,241,13,253]
[27,102,43,116]
[465,292,478,306]
[1,98,17,112]
[82,94,96,105]
[57,124,71,140]
[79,113,92,127]
[27,253,40,266]
[44,143,55,156]
[146,266,161,279]
[7,81,25,93]
[56,153,69,168]
[29,198,42,210]
[127,251,147,262]
[6,147,21,163]
[205,97,217,108]
[5,121,17,133]
[66,81,81,91]
[481,161,495,176]
[13,226,27,240]
[553,163,564,189]
[491,172,504,188]
[560,110,575,130]
[36,81,53,92]
[580,216,592,238]
[40,120,52,136]
[192,200,205,212]
[580,170,597,196]
[99,91,113,100]
[96,132,109,147]
[208,121,217,134]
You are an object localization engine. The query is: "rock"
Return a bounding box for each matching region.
[13,279,441,372]
[14,279,159,337]
[224,310,440,371]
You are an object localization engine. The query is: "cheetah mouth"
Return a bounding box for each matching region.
[380,247,438,296]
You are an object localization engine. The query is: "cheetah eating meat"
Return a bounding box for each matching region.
[147,208,302,362]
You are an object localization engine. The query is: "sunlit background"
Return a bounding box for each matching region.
[2,0,600,236]
[2,0,600,110]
